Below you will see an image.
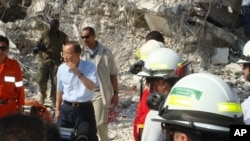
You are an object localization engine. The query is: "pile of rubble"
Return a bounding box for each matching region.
[0,0,249,140]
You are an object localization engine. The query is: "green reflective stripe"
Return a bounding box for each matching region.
[218,102,242,113]
[170,87,202,100]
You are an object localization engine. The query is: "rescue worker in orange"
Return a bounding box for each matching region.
[0,35,25,118]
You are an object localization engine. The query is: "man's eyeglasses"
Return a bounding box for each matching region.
[81,35,91,39]
[0,46,7,51]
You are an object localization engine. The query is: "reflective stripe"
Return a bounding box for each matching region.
[4,76,23,87]
[4,76,15,82]
[135,50,140,59]
[137,124,144,128]
[15,81,23,87]
[168,95,194,108]
[150,62,168,70]
[218,102,242,113]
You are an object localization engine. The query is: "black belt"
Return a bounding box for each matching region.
[63,100,91,107]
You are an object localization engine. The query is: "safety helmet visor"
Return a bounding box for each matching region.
[237,55,250,64]
[137,71,151,77]
[237,59,249,64]
[152,115,230,132]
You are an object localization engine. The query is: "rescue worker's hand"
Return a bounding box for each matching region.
[110,94,119,111]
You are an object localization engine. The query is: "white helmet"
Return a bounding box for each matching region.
[137,48,183,79]
[237,40,250,64]
[135,40,165,61]
[156,73,243,132]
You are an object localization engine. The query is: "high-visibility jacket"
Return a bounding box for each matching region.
[0,57,25,117]
[133,88,150,141]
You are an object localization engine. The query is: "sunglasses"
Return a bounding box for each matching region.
[0,46,7,51]
[81,35,91,39]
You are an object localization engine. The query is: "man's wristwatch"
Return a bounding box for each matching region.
[114,90,118,95]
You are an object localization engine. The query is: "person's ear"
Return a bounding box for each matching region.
[176,132,190,141]
[181,133,190,141]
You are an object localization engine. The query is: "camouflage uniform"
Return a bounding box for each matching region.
[37,30,68,105]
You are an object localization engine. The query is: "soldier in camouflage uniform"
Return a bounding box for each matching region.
[36,19,68,106]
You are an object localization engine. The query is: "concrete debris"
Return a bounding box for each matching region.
[0,0,249,140]
[211,48,229,65]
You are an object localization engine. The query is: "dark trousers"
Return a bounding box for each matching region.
[57,102,98,141]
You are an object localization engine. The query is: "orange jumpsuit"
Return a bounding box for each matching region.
[0,57,25,117]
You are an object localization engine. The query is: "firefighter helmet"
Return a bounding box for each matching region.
[135,40,165,61]
[137,48,182,79]
[237,40,250,64]
[156,73,243,132]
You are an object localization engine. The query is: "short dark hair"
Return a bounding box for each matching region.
[164,77,180,87]
[50,19,59,25]
[0,114,60,141]
[82,26,95,35]
[0,35,9,46]
[146,31,164,43]
[64,41,82,53]
[146,77,179,87]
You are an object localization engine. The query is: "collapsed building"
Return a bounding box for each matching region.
[0,0,245,47]
[0,1,249,140]
[0,0,248,95]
